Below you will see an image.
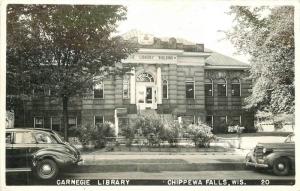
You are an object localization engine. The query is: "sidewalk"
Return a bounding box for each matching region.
[81,150,247,164]
[68,150,248,173]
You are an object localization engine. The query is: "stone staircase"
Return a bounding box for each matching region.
[138,109,174,121]
[138,108,157,116]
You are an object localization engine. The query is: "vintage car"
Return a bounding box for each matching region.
[6,128,82,180]
[245,133,295,176]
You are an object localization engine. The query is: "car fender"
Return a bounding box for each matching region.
[33,148,76,167]
[264,153,294,167]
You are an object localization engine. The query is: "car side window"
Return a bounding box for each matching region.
[34,132,58,144]
[15,132,36,144]
[6,132,13,144]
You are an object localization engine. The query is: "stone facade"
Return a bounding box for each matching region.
[14,33,254,135]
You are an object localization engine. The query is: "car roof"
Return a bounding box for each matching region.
[6,128,55,133]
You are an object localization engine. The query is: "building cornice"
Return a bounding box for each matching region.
[204,65,250,70]
[138,48,211,57]
[138,48,183,55]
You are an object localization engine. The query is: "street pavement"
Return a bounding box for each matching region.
[61,170,294,180]
[6,150,295,186]
[69,150,249,173]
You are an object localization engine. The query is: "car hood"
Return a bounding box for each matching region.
[63,142,80,156]
[257,142,295,149]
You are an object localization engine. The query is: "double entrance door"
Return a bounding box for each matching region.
[136,83,157,110]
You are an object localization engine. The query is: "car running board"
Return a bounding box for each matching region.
[6,168,32,173]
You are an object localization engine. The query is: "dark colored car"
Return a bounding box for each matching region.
[245,133,295,176]
[6,128,82,180]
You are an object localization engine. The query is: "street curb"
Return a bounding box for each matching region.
[68,162,245,173]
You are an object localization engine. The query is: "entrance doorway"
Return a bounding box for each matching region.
[136,72,157,110]
[136,84,157,110]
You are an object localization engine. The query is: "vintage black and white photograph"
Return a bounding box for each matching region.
[1,0,298,190]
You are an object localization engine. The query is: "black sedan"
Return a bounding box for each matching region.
[6,128,82,180]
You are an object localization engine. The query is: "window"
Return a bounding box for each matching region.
[68,117,77,128]
[6,132,13,144]
[67,117,77,137]
[33,86,45,96]
[162,80,168,99]
[231,116,241,126]
[34,117,44,128]
[213,115,226,132]
[15,132,36,144]
[219,116,227,125]
[231,79,241,97]
[185,81,195,99]
[206,115,213,128]
[205,79,213,96]
[123,75,130,99]
[94,81,104,99]
[51,117,61,132]
[94,116,104,127]
[217,78,227,96]
[136,72,154,82]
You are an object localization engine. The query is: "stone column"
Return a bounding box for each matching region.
[114,109,118,137]
[157,66,162,104]
[130,67,136,104]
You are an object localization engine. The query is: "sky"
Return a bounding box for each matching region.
[116,1,250,63]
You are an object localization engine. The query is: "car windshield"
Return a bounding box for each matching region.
[52,131,65,143]
[34,132,59,144]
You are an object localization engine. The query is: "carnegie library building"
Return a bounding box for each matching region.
[14,31,255,135]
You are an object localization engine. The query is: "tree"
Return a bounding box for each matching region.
[225,6,294,126]
[7,5,136,139]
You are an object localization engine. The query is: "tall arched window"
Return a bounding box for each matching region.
[94,81,104,99]
[136,72,154,82]
[123,75,130,99]
[185,81,195,99]
[231,79,241,97]
[205,79,213,96]
[162,80,168,99]
[217,78,227,96]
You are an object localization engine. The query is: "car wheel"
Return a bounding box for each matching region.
[272,157,290,176]
[35,159,59,180]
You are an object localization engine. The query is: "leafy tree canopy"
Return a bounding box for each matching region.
[7,5,136,138]
[7,4,136,100]
[225,6,294,115]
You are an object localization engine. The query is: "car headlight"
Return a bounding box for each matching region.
[262,148,272,154]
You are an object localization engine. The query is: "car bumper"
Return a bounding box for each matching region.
[64,156,83,166]
[76,158,84,165]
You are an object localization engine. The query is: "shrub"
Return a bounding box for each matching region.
[94,121,116,148]
[76,124,97,146]
[186,122,215,148]
[133,113,164,146]
[120,125,136,147]
[227,125,245,134]
[163,120,181,147]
